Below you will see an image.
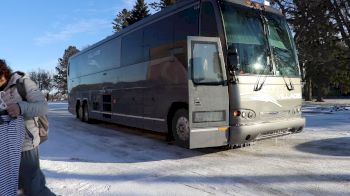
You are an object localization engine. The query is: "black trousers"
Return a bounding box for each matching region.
[19,147,55,196]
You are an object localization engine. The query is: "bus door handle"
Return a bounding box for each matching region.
[194,98,201,106]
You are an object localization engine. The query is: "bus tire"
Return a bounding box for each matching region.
[172,109,190,148]
[76,102,80,119]
[78,104,84,121]
[76,109,80,119]
[82,103,90,122]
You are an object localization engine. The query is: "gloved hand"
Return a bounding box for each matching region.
[6,103,21,118]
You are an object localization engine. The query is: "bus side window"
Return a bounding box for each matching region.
[121,29,144,67]
[174,6,199,42]
[144,16,173,61]
[200,2,219,37]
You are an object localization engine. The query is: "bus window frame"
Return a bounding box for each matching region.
[188,37,227,86]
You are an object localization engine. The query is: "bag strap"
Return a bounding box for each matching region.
[16,77,27,101]
[11,71,25,77]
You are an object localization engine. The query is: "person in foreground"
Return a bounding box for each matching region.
[0,59,55,196]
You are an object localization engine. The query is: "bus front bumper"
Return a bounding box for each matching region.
[229,117,305,145]
[189,117,305,148]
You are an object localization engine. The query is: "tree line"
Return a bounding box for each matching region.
[49,0,349,101]
[112,0,173,32]
[271,0,349,101]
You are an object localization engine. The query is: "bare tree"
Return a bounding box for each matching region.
[28,69,53,92]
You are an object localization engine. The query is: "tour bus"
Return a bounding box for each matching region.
[68,0,305,148]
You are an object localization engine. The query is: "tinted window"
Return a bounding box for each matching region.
[86,38,121,69]
[144,17,173,61]
[69,38,121,78]
[173,6,199,67]
[200,2,219,37]
[221,3,270,75]
[266,13,300,76]
[68,58,77,78]
[121,29,144,66]
[174,6,199,42]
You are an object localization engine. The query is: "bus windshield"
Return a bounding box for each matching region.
[265,13,300,77]
[220,2,300,77]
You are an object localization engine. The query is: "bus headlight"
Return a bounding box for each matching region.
[290,106,302,115]
[233,109,256,119]
[193,111,225,123]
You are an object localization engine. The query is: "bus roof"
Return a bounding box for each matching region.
[70,0,283,59]
[70,0,197,59]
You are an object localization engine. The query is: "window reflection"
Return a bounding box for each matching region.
[266,14,300,77]
[192,42,224,84]
[221,2,300,76]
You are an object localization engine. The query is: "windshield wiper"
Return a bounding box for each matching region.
[279,68,295,91]
[260,14,274,73]
[274,54,295,91]
[253,13,273,92]
[282,75,294,91]
[253,63,269,91]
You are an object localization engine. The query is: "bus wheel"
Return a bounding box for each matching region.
[78,105,84,121]
[172,109,189,148]
[82,103,90,122]
[76,103,80,119]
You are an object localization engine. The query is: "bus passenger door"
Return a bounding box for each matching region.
[187,36,230,148]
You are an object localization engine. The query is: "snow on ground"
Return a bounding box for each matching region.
[40,100,350,196]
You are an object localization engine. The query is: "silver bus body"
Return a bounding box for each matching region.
[68,0,305,149]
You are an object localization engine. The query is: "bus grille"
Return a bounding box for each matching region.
[256,128,293,140]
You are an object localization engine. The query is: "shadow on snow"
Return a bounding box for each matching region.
[295,137,350,157]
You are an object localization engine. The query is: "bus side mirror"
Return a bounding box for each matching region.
[227,48,239,71]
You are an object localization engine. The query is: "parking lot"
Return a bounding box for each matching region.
[41,101,350,195]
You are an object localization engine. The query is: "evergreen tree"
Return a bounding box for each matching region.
[53,46,79,95]
[326,0,350,48]
[330,44,350,94]
[293,1,337,101]
[272,0,350,100]
[112,9,131,32]
[150,0,174,12]
[126,0,150,26]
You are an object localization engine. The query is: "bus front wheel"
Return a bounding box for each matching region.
[172,109,190,148]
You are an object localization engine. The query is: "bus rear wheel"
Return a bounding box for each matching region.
[78,104,84,121]
[82,103,91,123]
[172,109,190,148]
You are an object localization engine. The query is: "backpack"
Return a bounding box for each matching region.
[15,74,49,144]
